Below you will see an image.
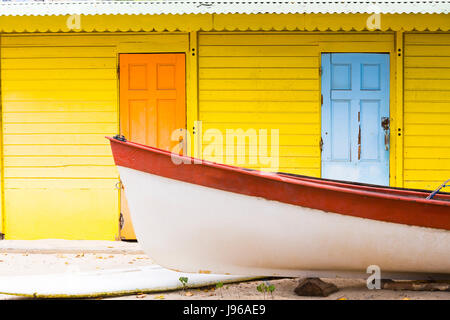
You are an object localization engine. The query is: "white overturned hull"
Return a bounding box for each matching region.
[0,265,252,298]
[118,166,450,279]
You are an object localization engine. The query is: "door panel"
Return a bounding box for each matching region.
[321,53,390,186]
[331,100,351,161]
[119,53,186,239]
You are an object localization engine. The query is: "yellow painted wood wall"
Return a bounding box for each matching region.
[0,33,188,239]
[198,32,320,175]
[404,33,450,190]
[0,30,449,239]
[197,32,394,176]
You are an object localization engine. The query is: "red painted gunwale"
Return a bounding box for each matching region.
[276,173,450,201]
[107,137,450,231]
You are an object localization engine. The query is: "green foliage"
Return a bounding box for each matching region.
[179,276,189,289]
[256,282,276,299]
[216,281,224,298]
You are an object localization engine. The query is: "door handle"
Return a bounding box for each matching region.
[381,117,390,151]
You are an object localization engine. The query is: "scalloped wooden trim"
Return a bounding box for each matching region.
[0,13,448,33]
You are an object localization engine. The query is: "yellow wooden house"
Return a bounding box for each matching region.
[0,1,449,240]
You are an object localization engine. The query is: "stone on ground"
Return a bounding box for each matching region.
[294,277,339,297]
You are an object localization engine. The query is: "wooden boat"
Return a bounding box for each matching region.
[107,136,450,279]
[276,172,450,201]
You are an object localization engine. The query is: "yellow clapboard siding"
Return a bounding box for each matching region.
[404,135,450,147]
[203,133,318,146]
[199,56,319,68]
[200,112,318,123]
[4,123,117,134]
[201,145,320,157]
[404,158,450,170]
[405,147,450,158]
[199,32,318,46]
[404,112,450,124]
[277,168,320,176]
[404,181,445,190]
[3,90,116,101]
[199,45,318,57]
[319,41,393,52]
[2,101,116,112]
[2,69,117,80]
[3,80,116,91]
[404,124,450,136]
[405,79,450,91]
[1,57,116,69]
[404,90,450,101]
[317,34,394,42]
[199,68,318,79]
[200,90,319,101]
[404,102,450,113]
[404,57,450,68]
[405,45,450,56]
[1,34,125,46]
[4,178,118,189]
[268,157,320,167]
[403,33,450,44]
[5,166,117,179]
[4,156,115,167]
[199,33,319,45]
[405,68,450,79]
[4,189,118,240]
[201,156,319,169]
[3,33,188,48]
[234,167,319,177]
[199,79,319,91]
[200,101,318,113]
[198,33,393,45]
[404,34,450,189]
[202,123,319,135]
[2,46,116,58]
[3,112,116,123]
[4,145,113,156]
[404,170,450,181]
[4,134,111,145]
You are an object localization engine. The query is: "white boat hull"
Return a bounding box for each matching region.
[118,166,450,279]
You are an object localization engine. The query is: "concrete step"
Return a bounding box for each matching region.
[0,240,144,254]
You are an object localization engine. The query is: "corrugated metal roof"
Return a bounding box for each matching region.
[0,1,448,17]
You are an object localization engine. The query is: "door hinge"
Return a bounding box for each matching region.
[321,94,323,105]
[119,212,124,230]
[117,64,120,76]
[319,137,324,152]
[319,67,322,76]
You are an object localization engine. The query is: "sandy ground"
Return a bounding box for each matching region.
[0,252,448,300]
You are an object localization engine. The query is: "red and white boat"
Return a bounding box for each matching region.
[108,136,450,279]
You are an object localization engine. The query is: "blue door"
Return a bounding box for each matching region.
[321,53,390,186]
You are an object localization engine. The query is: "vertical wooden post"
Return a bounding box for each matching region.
[0,34,4,238]
[395,31,404,188]
[187,31,199,158]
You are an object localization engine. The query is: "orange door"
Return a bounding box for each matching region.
[119,53,186,239]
